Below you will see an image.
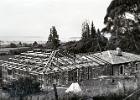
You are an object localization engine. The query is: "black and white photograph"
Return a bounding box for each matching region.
[0,0,140,100]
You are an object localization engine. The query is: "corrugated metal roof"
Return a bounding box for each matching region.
[93,50,140,65]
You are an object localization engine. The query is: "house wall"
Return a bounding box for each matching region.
[112,62,140,76]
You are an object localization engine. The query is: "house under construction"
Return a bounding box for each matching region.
[1,49,140,87]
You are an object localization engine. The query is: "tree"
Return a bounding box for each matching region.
[19,42,22,47]
[0,40,3,49]
[96,29,108,51]
[47,26,60,49]
[81,21,90,40]
[103,0,140,53]
[22,43,32,47]
[104,0,140,23]
[10,43,17,48]
[90,21,96,38]
[48,33,53,42]
[33,41,38,48]
[5,77,41,97]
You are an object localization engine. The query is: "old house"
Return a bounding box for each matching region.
[1,49,140,89]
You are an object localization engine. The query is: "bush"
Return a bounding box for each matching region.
[59,93,92,100]
[4,77,41,97]
[93,94,125,100]
[9,43,17,48]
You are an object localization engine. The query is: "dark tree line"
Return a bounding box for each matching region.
[62,21,107,54]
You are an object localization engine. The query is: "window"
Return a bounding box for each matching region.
[120,65,124,75]
[136,64,138,71]
[135,62,140,70]
[112,79,115,83]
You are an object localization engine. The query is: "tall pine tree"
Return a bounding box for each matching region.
[48,32,53,42]
[90,21,96,38]
[81,21,90,40]
[47,26,60,49]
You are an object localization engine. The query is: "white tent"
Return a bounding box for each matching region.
[65,83,82,93]
[117,81,123,89]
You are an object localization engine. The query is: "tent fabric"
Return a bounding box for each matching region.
[65,83,82,93]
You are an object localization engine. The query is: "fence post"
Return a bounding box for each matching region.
[53,83,58,100]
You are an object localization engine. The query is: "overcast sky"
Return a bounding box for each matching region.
[0,0,112,42]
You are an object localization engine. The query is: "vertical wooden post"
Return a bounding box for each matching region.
[77,68,79,82]
[53,83,58,100]
[43,73,46,89]
[66,71,68,84]
[88,67,90,79]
